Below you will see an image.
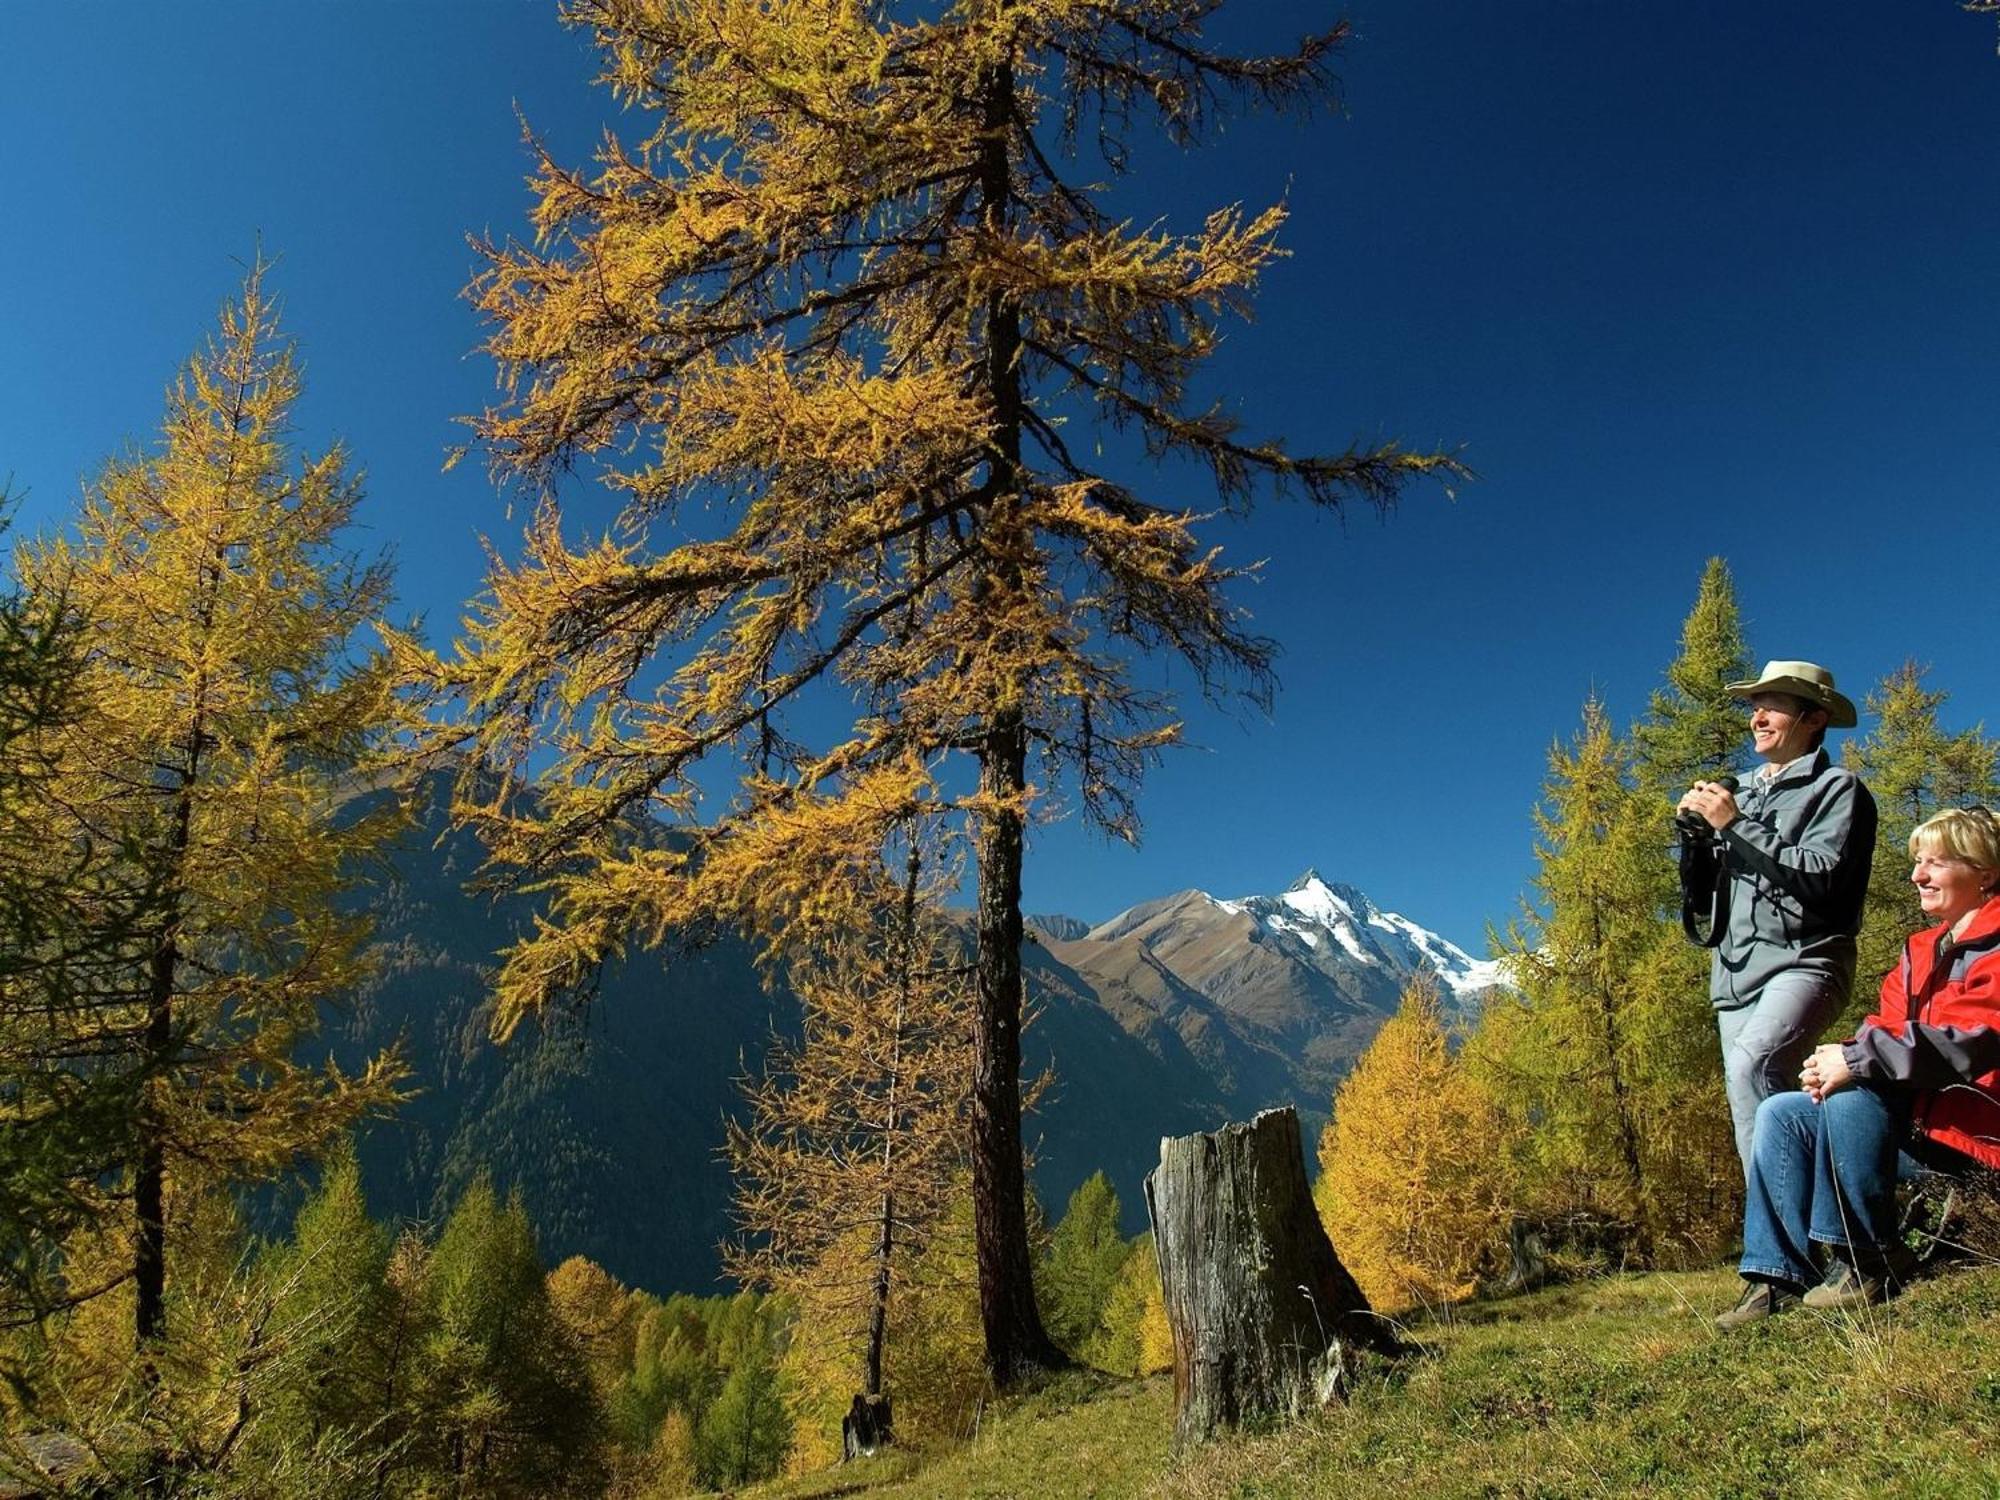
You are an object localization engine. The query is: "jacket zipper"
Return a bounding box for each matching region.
[1909,934,1935,1137]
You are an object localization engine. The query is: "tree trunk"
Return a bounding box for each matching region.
[133,934,174,1350]
[134,783,195,1352]
[1146,1107,1393,1451]
[962,44,1063,1388]
[864,1186,892,1400]
[970,710,1063,1382]
[1505,1216,1550,1291]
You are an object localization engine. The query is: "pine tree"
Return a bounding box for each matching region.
[236,1147,430,1494]
[416,1174,604,1497]
[1039,1171,1127,1358]
[1313,974,1506,1313]
[1844,662,1999,1015]
[1619,559,1748,1255]
[257,1148,395,1451]
[1491,700,1657,1252]
[698,1320,790,1489]
[16,265,404,1353]
[1630,557,1751,799]
[412,0,1458,1384]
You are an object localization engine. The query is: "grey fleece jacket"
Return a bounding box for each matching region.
[1708,746,1877,1010]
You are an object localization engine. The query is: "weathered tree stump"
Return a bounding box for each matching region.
[841,1393,893,1460]
[1145,1107,1395,1451]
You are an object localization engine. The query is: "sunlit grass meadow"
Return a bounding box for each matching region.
[754,1262,2000,1499]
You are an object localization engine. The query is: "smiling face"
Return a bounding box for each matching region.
[1911,842,1998,930]
[1747,692,1827,765]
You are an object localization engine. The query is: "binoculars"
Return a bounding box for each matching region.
[1674,774,1739,837]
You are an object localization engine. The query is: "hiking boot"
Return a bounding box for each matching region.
[1716,1279,1794,1330]
[1801,1258,1892,1311]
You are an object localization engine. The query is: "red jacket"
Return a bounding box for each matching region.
[1848,894,2000,1170]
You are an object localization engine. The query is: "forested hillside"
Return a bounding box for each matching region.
[327,777,1478,1292]
[330,776,774,1292]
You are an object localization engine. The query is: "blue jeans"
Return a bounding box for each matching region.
[1739,1085,1912,1289]
[1716,967,1849,1180]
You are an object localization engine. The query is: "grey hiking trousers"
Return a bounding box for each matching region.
[1716,965,1850,1180]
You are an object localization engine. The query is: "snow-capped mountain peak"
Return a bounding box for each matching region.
[1218,868,1501,1000]
[1039,867,1505,1132]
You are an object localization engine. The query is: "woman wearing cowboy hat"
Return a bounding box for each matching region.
[1676,660,1879,1180]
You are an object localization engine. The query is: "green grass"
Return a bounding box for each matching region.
[750,1263,2000,1499]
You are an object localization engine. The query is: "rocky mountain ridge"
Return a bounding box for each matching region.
[1035,870,1500,1140]
[332,791,1497,1295]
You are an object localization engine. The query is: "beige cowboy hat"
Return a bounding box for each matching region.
[1723,660,1858,728]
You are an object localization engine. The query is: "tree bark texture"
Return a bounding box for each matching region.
[962,45,1062,1389]
[135,781,195,1352]
[1146,1107,1392,1451]
[971,712,1063,1382]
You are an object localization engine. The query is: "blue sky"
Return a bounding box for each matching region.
[2,2,1997,951]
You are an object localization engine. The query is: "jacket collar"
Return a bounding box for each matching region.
[1916,893,2000,956]
[1753,745,1830,791]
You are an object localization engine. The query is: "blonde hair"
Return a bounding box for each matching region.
[1909,806,2000,875]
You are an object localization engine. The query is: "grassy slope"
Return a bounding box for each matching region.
[756,1264,2000,1499]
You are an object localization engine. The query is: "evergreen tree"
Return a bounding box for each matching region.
[1314,974,1506,1312]
[1619,559,1748,1255]
[1039,1171,1128,1358]
[415,1175,604,1497]
[256,1148,398,1460]
[697,1318,790,1489]
[199,1151,438,1496]
[414,0,1456,1384]
[17,265,404,1350]
[1081,1232,1168,1377]
[1630,557,1751,798]
[613,1300,722,1455]
[1470,564,1753,1269]
[1844,662,2000,1016]
[1491,700,1657,1252]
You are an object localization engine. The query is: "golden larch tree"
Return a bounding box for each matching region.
[724,844,970,1450]
[414,0,1457,1382]
[0,573,153,1331]
[1314,973,1506,1314]
[1485,699,1658,1256]
[19,265,403,1351]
